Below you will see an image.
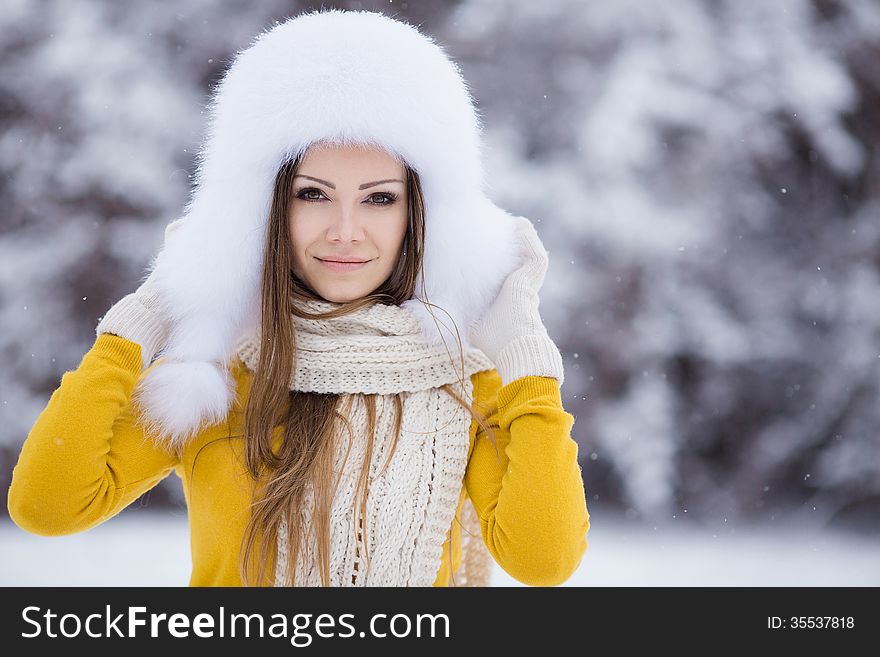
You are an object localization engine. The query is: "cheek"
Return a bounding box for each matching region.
[383,210,409,253]
[287,229,312,276]
[288,217,315,261]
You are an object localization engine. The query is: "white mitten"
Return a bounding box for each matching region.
[95,220,181,370]
[468,216,565,387]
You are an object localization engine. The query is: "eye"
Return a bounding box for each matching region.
[368,192,398,206]
[295,188,326,202]
[294,188,399,205]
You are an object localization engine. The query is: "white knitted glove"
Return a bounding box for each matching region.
[468,216,565,387]
[95,220,181,370]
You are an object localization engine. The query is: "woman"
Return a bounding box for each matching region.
[7,9,590,587]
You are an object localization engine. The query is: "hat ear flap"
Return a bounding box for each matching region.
[132,360,236,452]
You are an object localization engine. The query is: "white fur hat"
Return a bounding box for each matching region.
[135,8,522,445]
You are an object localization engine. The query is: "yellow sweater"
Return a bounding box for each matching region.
[7,333,590,586]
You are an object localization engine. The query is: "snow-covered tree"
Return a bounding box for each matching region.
[448,0,880,530]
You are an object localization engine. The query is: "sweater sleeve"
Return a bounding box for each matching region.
[464,369,590,586]
[7,333,180,536]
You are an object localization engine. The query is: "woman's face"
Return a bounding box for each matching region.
[288,143,408,303]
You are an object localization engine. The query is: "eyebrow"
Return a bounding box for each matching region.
[293,174,405,190]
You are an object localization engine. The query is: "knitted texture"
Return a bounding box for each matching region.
[468,216,565,387]
[235,297,496,587]
[455,495,494,586]
[95,220,181,371]
[95,272,169,371]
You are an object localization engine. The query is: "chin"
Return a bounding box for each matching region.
[313,282,374,304]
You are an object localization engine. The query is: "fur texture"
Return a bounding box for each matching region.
[136,8,523,447]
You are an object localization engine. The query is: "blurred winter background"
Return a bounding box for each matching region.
[1,0,879,586]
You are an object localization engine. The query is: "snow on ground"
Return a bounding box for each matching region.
[1,513,877,586]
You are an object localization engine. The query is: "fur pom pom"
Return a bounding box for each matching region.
[132,361,236,452]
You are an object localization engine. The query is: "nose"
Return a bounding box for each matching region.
[325,205,365,243]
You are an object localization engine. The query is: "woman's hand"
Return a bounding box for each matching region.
[467,216,565,387]
[95,219,182,370]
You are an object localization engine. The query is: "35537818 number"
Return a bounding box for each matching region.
[767,616,854,629]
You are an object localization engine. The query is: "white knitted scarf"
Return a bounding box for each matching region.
[234,297,496,587]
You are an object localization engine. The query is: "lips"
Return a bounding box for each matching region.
[316,256,373,272]
[317,256,370,263]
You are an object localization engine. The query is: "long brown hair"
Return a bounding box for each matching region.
[238,147,498,586]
